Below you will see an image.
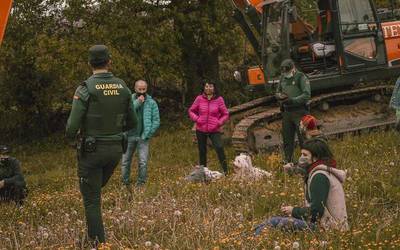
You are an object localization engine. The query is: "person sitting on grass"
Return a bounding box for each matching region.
[299,114,326,140]
[0,145,28,205]
[283,114,328,175]
[256,139,348,234]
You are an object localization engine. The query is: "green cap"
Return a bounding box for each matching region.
[88,45,110,65]
[280,58,295,73]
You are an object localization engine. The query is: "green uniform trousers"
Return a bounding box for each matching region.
[281,109,307,163]
[78,142,122,243]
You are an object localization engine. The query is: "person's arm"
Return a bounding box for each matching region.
[290,74,311,105]
[66,85,89,139]
[3,159,26,188]
[292,173,330,223]
[276,77,283,94]
[390,77,400,109]
[188,96,200,122]
[147,100,160,138]
[125,95,138,132]
[132,96,141,111]
[218,97,229,126]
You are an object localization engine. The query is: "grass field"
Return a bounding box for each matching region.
[0,126,400,249]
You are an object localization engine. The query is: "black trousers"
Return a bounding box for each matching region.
[78,142,122,244]
[0,185,27,205]
[196,130,228,173]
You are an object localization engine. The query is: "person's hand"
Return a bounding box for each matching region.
[275,92,288,101]
[283,162,294,173]
[0,180,5,189]
[138,95,145,103]
[281,205,293,216]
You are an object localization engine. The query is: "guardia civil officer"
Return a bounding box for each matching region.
[66,45,137,245]
[275,59,311,163]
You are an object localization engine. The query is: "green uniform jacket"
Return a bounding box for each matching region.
[276,70,311,108]
[66,72,137,139]
[0,157,26,188]
[292,173,330,223]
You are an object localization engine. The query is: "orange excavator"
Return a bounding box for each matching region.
[228,0,400,152]
[0,0,12,45]
[232,0,400,91]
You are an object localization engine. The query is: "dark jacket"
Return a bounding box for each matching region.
[0,157,26,188]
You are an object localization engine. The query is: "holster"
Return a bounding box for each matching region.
[84,137,96,153]
[76,136,96,157]
[121,133,128,154]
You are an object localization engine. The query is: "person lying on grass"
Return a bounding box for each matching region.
[256,139,348,234]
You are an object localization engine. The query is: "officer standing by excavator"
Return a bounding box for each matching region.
[275,59,311,163]
[66,45,137,246]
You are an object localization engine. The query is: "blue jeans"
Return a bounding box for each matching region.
[121,137,149,186]
[254,216,314,235]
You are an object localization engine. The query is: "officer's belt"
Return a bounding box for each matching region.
[90,135,123,142]
[282,105,307,112]
[95,140,121,145]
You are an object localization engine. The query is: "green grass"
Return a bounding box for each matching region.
[1,127,400,249]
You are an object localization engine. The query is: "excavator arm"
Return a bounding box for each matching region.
[0,0,13,45]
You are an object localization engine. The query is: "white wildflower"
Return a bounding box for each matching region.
[174,210,182,217]
[213,208,221,216]
[320,240,328,247]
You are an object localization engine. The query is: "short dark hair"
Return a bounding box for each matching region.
[302,138,333,161]
[200,80,220,97]
[90,60,109,69]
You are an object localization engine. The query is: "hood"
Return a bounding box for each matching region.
[310,165,347,183]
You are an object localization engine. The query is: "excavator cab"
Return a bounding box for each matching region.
[232,0,400,93]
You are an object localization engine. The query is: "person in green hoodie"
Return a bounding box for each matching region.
[275,59,311,163]
[121,79,160,189]
[255,138,348,234]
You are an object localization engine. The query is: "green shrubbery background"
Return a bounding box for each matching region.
[0,0,397,141]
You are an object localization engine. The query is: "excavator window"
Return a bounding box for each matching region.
[339,0,376,34]
[344,37,377,60]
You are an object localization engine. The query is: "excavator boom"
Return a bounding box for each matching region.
[0,0,12,45]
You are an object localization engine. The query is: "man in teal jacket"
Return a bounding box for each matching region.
[121,79,160,188]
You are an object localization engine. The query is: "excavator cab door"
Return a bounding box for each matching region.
[336,0,387,70]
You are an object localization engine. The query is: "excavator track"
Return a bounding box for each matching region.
[227,85,395,153]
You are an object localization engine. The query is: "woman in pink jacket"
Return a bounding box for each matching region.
[189,81,230,175]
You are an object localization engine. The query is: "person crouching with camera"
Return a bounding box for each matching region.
[0,145,27,206]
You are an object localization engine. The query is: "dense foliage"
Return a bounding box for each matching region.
[0,0,397,141]
[0,0,248,141]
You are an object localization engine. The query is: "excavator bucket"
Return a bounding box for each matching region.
[0,0,12,45]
